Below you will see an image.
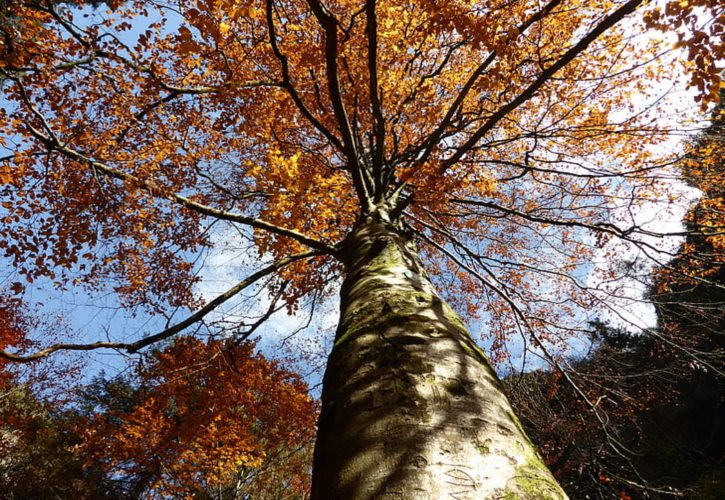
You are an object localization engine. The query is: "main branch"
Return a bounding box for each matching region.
[0,251,319,362]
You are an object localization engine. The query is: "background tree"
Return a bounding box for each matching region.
[0,381,122,499]
[0,293,118,498]
[80,337,318,498]
[507,322,724,498]
[506,92,725,498]
[0,0,722,497]
[1,334,318,498]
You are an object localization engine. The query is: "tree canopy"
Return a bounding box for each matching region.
[0,0,722,360]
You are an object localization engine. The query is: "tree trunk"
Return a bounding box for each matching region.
[312,214,567,499]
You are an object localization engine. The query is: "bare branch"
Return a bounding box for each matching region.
[398,0,566,170]
[0,251,320,362]
[305,0,373,209]
[265,0,345,153]
[365,0,386,202]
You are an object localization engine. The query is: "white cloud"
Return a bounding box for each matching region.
[193,225,337,379]
[585,176,700,331]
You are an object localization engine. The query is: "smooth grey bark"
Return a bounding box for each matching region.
[312,214,566,499]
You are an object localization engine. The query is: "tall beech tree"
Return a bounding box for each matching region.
[0,0,722,497]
